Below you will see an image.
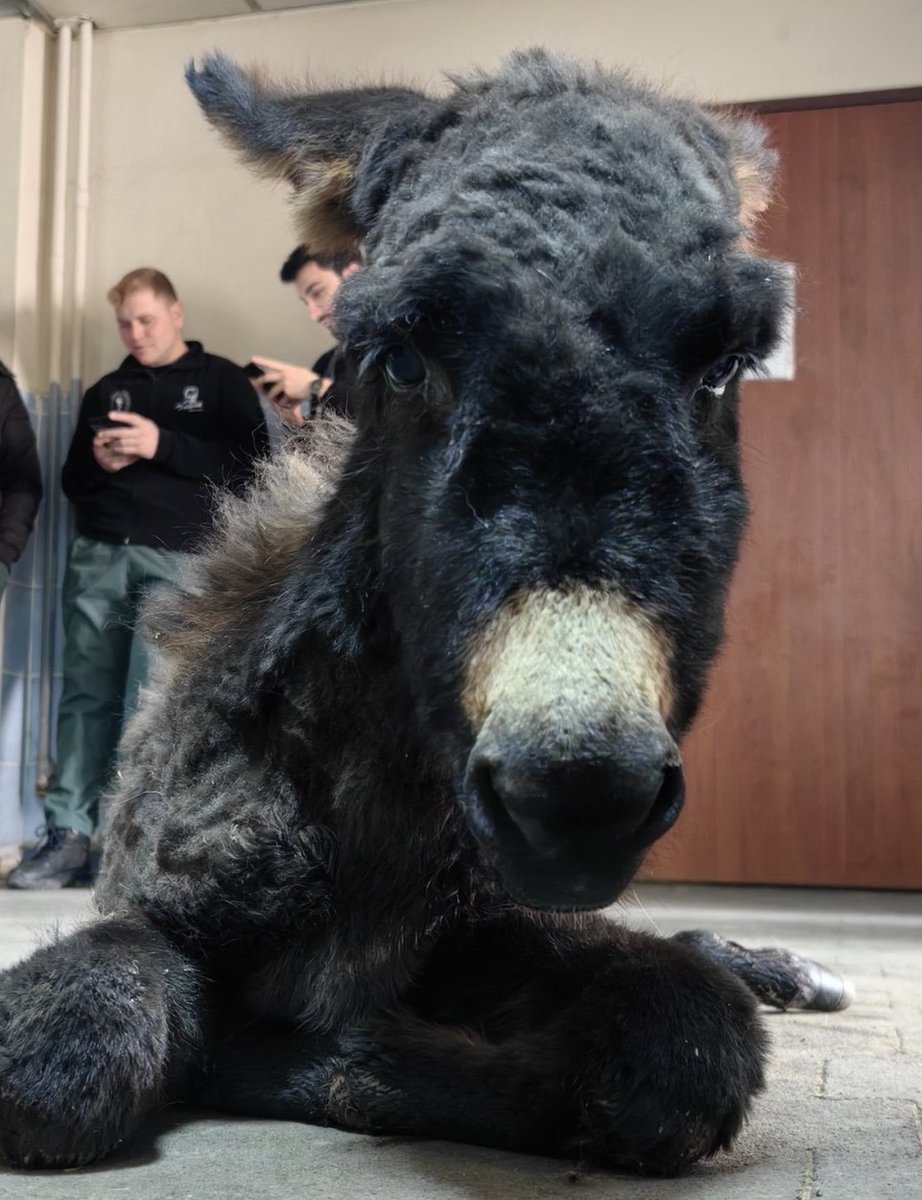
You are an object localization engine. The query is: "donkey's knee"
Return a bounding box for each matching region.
[568,937,768,1174]
[0,916,205,1168]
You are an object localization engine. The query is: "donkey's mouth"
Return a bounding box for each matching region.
[463,761,685,912]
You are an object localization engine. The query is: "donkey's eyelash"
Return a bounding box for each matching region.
[740,353,768,379]
[357,344,387,376]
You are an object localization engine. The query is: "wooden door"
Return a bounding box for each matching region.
[648,100,922,888]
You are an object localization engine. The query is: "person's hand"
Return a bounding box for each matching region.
[98,411,161,461]
[250,356,318,404]
[274,401,308,429]
[268,374,335,430]
[92,431,139,472]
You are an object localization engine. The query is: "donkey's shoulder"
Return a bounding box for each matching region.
[147,417,355,665]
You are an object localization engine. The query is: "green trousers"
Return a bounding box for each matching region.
[43,535,187,836]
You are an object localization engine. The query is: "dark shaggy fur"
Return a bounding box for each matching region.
[0,51,794,1174]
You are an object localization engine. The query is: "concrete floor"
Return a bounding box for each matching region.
[0,883,919,1199]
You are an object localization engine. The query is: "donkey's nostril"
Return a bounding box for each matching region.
[464,755,528,850]
[644,762,685,833]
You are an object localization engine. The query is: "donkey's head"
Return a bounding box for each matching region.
[189,50,788,911]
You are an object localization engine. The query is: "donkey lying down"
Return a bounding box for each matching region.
[0,51,849,1173]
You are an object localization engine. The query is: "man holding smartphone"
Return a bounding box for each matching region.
[8,267,268,889]
[249,245,360,428]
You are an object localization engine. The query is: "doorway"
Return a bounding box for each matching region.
[649,98,922,888]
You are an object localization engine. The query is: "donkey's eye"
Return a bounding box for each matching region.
[382,344,427,390]
[699,355,743,397]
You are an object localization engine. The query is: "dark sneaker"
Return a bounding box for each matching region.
[6,827,92,890]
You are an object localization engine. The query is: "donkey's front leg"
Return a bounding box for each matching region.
[672,929,855,1011]
[361,925,766,1174]
[0,914,205,1168]
[201,916,766,1175]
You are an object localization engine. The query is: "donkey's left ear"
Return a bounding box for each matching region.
[714,114,778,239]
[187,55,438,259]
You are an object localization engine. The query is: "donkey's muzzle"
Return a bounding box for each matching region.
[462,737,684,911]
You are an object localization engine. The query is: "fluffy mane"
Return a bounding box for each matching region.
[146,416,356,665]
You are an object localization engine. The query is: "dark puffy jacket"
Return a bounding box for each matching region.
[0,362,43,569]
[62,342,269,552]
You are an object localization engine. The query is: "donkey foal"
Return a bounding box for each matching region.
[0,50,844,1174]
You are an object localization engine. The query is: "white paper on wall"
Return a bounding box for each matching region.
[745,262,796,382]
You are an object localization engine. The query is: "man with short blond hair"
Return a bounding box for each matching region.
[8,268,268,889]
[106,266,178,308]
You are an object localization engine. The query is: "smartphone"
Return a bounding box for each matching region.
[88,415,123,432]
[242,362,266,380]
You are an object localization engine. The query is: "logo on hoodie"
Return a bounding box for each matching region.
[175,386,203,413]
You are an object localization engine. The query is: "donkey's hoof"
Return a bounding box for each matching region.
[782,958,855,1012]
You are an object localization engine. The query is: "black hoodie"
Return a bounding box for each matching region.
[0,362,43,570]
[62,342,269,552]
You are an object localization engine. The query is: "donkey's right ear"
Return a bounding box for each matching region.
[186,55,437,259]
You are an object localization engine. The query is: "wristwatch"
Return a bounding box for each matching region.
[298,377,325,423]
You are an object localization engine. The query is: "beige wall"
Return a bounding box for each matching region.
[10,0,922,386]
